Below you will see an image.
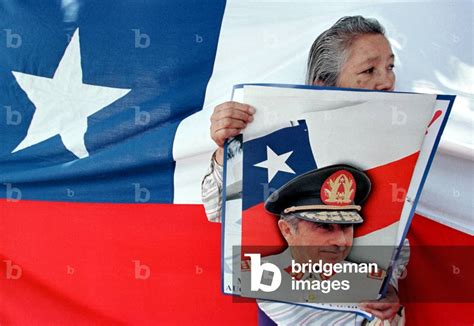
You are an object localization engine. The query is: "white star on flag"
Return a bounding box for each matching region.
[11,28,131,159]
[254,146,295,183]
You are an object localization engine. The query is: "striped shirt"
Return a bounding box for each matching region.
[201,152,223,223]
[257,301,366,325]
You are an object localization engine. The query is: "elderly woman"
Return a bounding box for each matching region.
[202,16,406,324]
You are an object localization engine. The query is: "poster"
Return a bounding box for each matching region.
[222,84,455,316]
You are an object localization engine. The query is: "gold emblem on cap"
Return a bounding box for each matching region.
[323,172,355,205]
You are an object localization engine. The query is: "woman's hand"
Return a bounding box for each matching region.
[210,101,255,164]
[359,285,401,321]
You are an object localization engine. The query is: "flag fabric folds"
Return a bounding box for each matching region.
[0,1,472,325]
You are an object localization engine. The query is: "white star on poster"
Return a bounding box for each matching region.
[254,146,295,183]
[11,28,131,159]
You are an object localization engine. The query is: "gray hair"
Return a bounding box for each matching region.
[280,214,301,231]
[306,16,385,86]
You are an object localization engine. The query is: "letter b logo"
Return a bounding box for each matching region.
[244,253,281,292]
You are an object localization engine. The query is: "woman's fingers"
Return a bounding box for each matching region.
[210,101,256,147]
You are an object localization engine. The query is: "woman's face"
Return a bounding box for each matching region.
[335,34,395,91]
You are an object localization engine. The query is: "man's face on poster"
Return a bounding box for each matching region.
[278,218,354,264]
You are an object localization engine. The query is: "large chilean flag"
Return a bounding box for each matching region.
[1,1,472,325]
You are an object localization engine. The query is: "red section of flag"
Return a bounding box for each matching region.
[402,213,474,325]
[426,110,443,135]
[355,152,419,237]
[0,200,257,325]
